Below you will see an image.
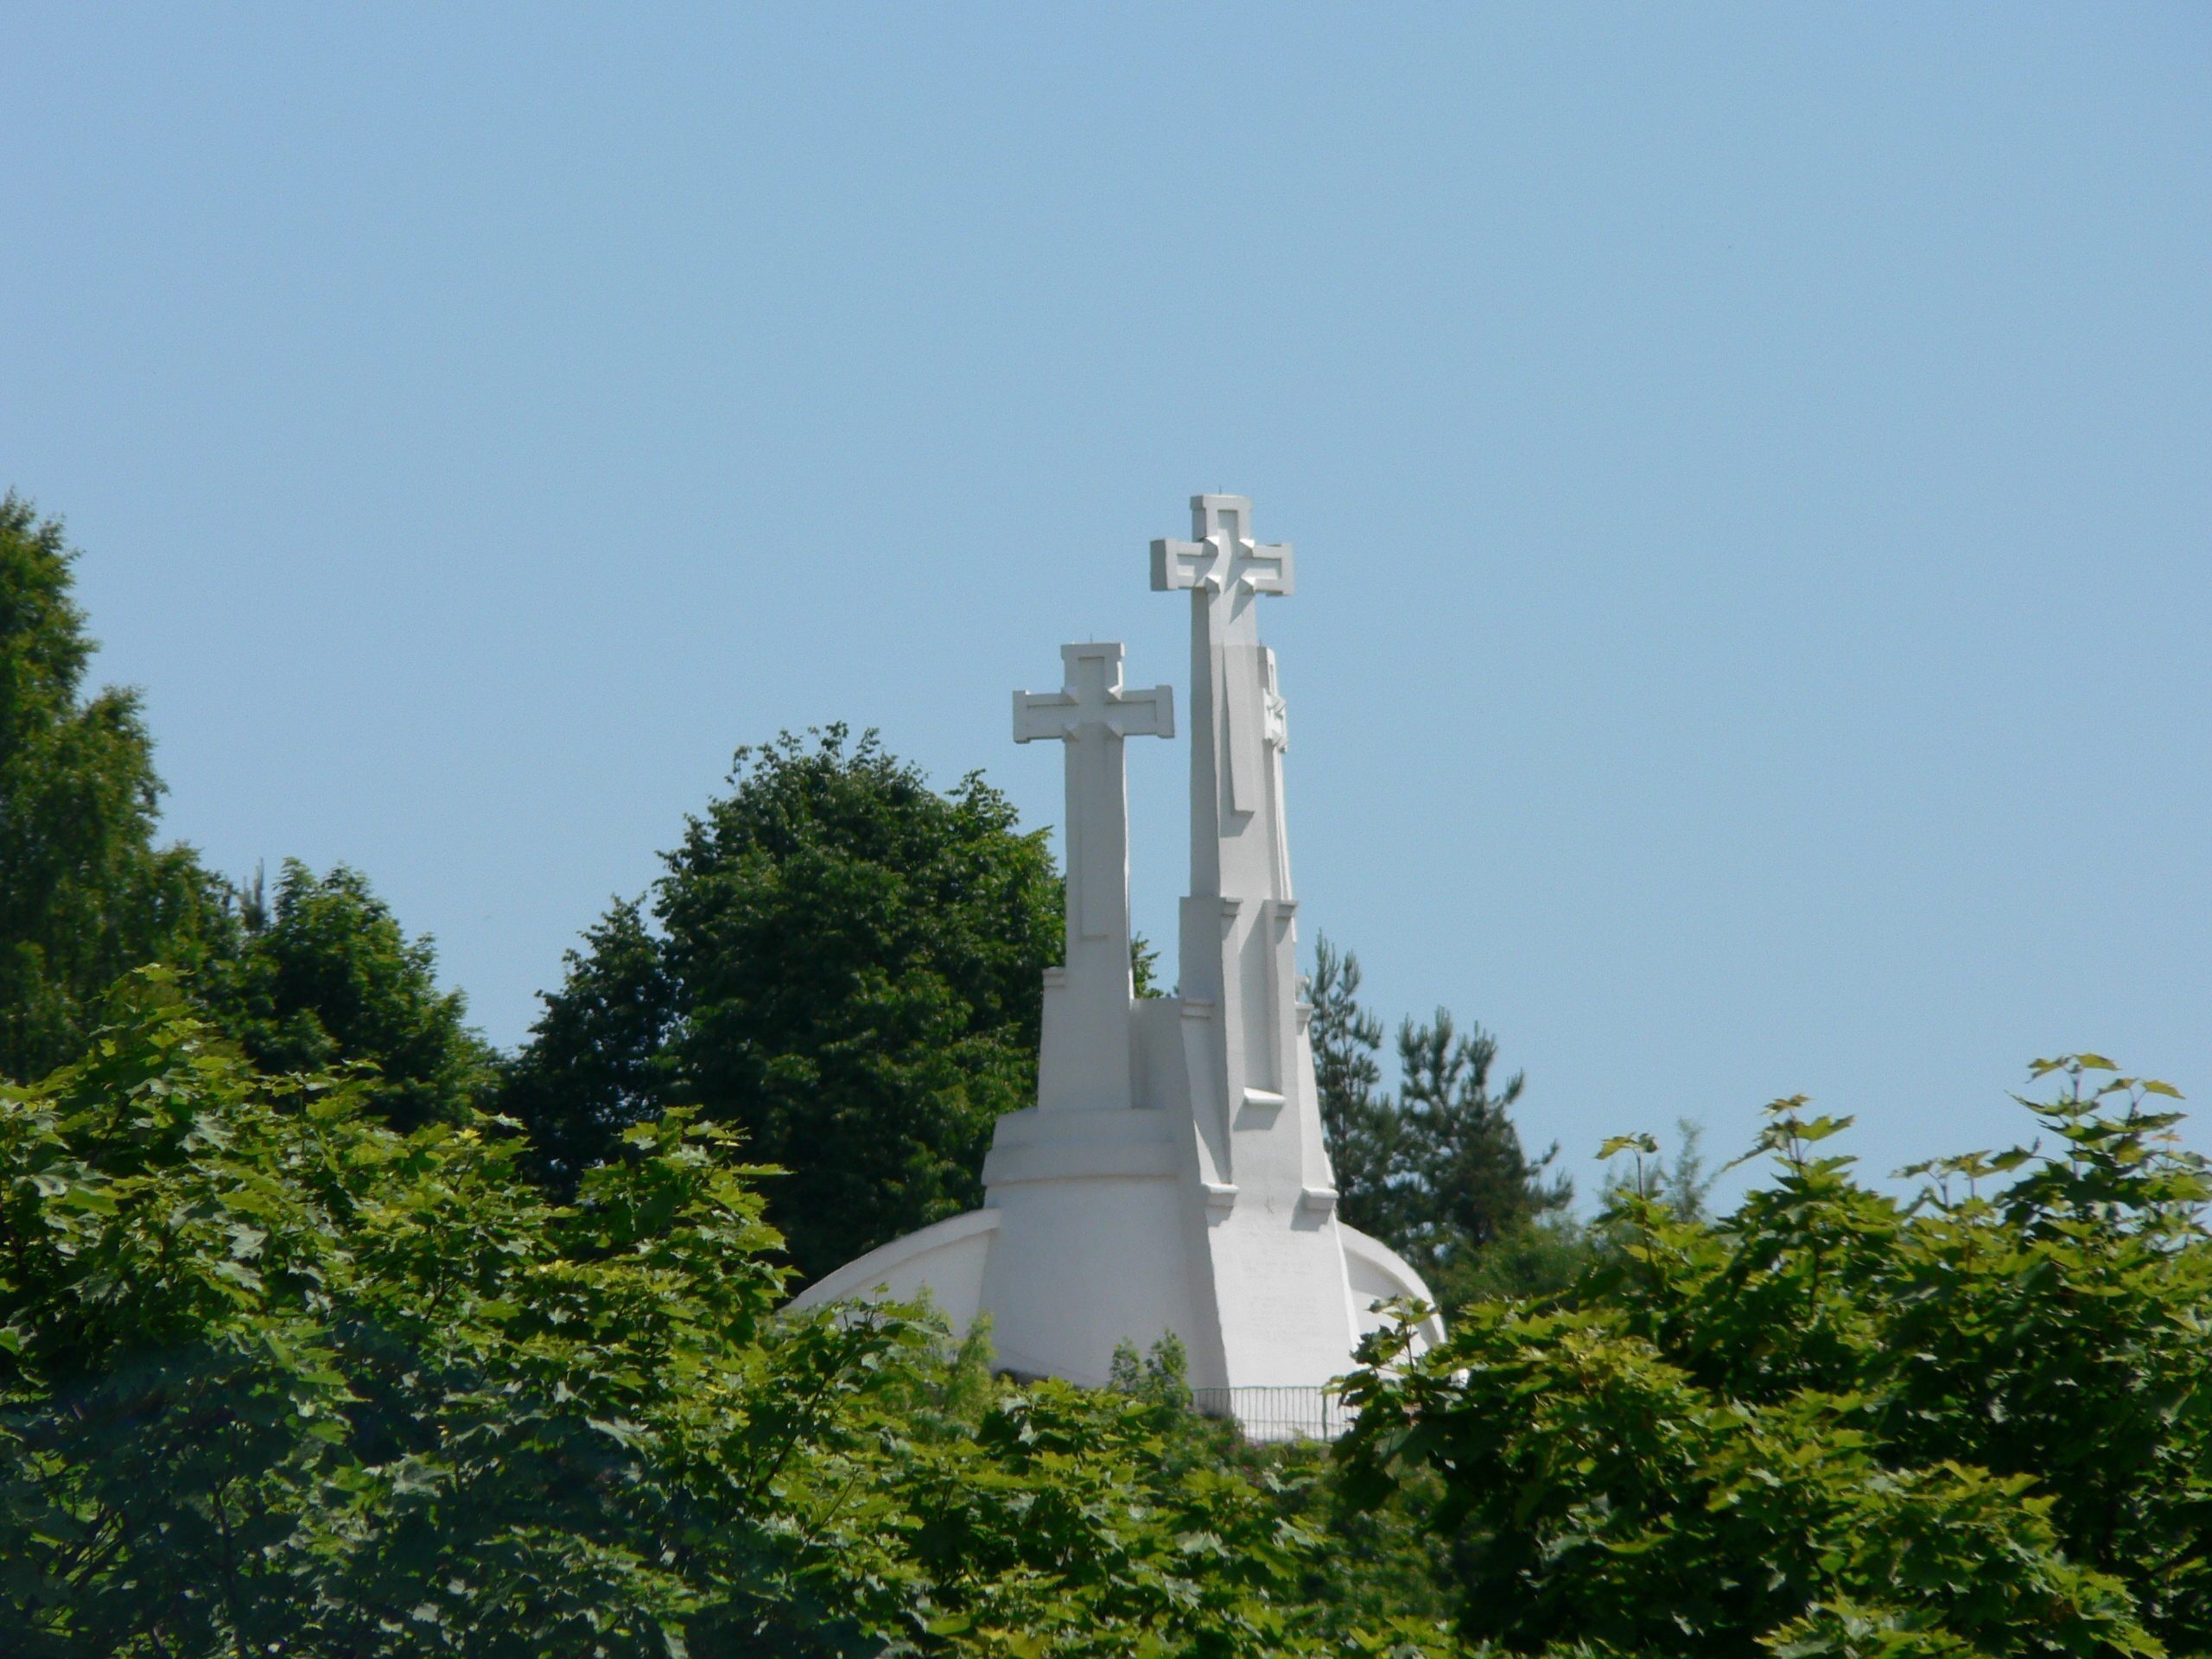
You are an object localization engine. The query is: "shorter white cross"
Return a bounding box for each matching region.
[1014,642,1175,746]
[1015,642,1173,945]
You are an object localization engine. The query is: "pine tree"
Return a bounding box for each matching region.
[1391,1007,1569,1266]
[1309,932,1568,1292]
[1309,936,1398,1241]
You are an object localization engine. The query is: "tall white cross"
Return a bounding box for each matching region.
[1152,494,1295,855]
[1014,643,1174,957]
[1150,495,1294,618]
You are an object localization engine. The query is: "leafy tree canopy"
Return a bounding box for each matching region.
[0,974,1439,1657]
[505,726,1063,1285]
[0,494,227,1080]
[0,499,480,1130]
[1340,1058,2212,1657]
[194,858,498,1131]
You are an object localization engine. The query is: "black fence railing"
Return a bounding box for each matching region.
[1190,1385,1351,1443]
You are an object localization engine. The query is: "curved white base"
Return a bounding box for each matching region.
[788,1207,1001,1332]
[1338,1224,1446,1351]
[786,1197,1443,1382]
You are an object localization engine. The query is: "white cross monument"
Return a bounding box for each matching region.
[791,494,1441,1428]
[1014,642,1173,1116]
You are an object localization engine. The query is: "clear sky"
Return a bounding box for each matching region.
[6,6,2206,1205]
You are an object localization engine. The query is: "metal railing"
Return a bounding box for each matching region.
[1190,1385,1351,1444]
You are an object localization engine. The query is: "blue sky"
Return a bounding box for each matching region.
[5,6,2207,1205]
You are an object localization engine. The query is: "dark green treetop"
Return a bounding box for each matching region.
[0,494,228,1081]
[1309,935,1395,1230]
[194,858,498,1131]
[506,726,1063,1286]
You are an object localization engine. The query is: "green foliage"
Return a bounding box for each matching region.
[1431,1212,1592,1312]
[0,502,474,1126]
[1310,936,1568,1308]
[1438,1118,1715,1310]
[0,494,227,1081]
[1,972,791,1653]
[194,859,499,1131]
[1132,931,1164,999]
[1109,1331,1195,1408]
[1311,936,1393,1231]
[889,1376,1343,1657]
[1390,1012,1568,1260]
[1,974,1403,1657]
[505,726,1063,1285]
[497,893,677,1181]
[1093,1335,1457,1656]
[1338,1059,2212,1656]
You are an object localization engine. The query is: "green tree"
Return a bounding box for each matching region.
[1391,1010,1569,1262]
[0,494,226,1081]
[495,893,676,1180]
[1099,1332,1459,1649]
[1310,937,1396,1233]
[1,973,1407,1657]
[1340,1059,2212,1656]
[505,726,1062,1286]
[1310,935,1569,1307]
[194,859,497,1131]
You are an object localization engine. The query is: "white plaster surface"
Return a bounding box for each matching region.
[788,494,1440,1404]
[792,1208,1001,1335]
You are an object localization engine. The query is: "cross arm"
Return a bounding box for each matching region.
[1013,683,1177,741]
[1111,683,1175,740]
[1150,489,1296,596]
[1014,641,1175,742]
[1013,688,1075,744]
[1151,537,1207,593]
[1234,541,1294,596]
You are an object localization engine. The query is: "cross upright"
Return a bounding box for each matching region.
[1152,493,1296,903]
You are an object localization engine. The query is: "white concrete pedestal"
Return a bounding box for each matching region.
[791,496,1442,1416]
